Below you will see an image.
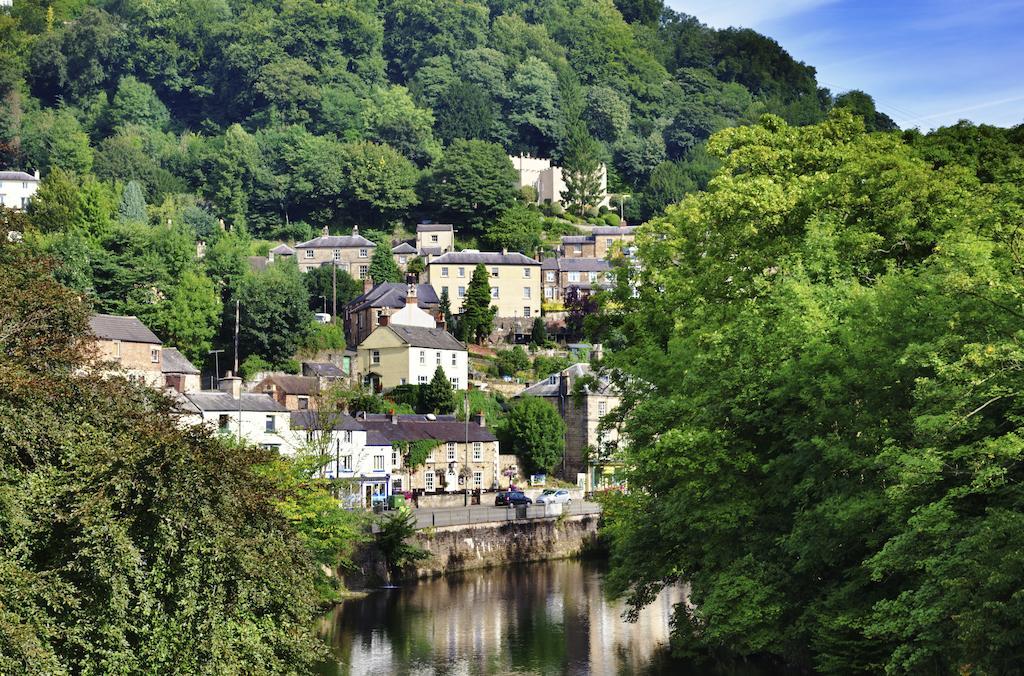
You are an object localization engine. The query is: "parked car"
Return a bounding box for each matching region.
[535,489,572,505]
[495,490,532,507]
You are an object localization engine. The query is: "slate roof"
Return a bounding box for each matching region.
[161,347,200,374]
[260,374,320,395]
[89,314,161,344]
[560,235,591,244]
[590,226,638,236]
[386,325,465,351]
[418,246,444,256]
[270,243,296,255]
[518,363,618,398]
[357,413,497,443]
[0,171,38,181]
[184,391,288,412]
[296,233,376,249]
[302,362,345,378]
[416,223,454,233]
[348,283,439,312]
[541,257,612,272]
[429,251,540,266]
[290,410,365,431]
[391,242,417,254]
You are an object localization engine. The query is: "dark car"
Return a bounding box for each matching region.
[495,490,532,507]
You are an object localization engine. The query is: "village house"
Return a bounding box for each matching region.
[88,314,164,387]
[0,170,40,210]
[391,242,418,272]
[357,321,468,391]
[255,373,322,411]
[517,361,623,491]
[161,347,201,393]
[559,226,638,259]
[295,225,376,278]
[541,257,613,302]
[560,235,597,258]
[247,243,296,273]
[415,223,455,257]
[344,282,440,346]
[289,410,396,508]
[183,374,293,453]
[509,155,610,208]
[426,251,541,319]
[357,412,499,495]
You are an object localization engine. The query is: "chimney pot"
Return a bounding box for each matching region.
[406,284,417,305]
[34,169,40,180]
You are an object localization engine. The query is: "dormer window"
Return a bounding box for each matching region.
[549,375,557,385]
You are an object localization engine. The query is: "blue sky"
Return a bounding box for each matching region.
[667,0,1024,130]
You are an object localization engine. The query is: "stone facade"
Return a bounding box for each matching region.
[295,225,376,278]
[541,257,612,302]
[427,251,541,319]
[510,155,610,208]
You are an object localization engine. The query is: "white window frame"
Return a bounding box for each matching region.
[305,249,314,259]
[426,471,435,491]
[373,455,385,471]
[568,271,580,283]
[473,471,482,488]
[340,454,352,471]
[419,350,425,365]
[371,350,380,365]
[523,287,531,299]
[546,271,555,282]
[523,267,531,278]
[490,267,499,277]
[359,248,368,258]
[458,267,465,277]
[473,442,482,461]
[490,287,499,299]
[458,286,465,298]
[441,267,449,278]
[524,307,531,318]
[333,249,341,261]
[447,442,456,462]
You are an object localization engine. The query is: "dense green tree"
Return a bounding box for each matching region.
[434,81,497,143]
[496,345,530,376]
[508,56,561,155]
[428,139,517,232]
[531,316,547,346]
[483,202,543,253]
[117,179,147,223]
[106,75,171,132]
[498,396,566,475]
[232,260,312,364]
[439,285,454,329]
[369,241,402,284]
[335,141,418,228]
[19,108,94,175]
[637,160,694,220]
[460,263,495,344]
[361,86,441,167]
[149,269,222,364]
[304,264,361,314]
[834,89,898,132]
[420,365,455,414]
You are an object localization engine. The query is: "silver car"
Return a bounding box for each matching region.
[535,489,572,505]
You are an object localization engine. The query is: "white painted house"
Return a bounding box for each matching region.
[182,375,294,453]
[357,323,468,391]
[0,170,40,210]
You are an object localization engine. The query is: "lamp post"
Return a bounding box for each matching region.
[208,349,224,390]
[464,394,470,506]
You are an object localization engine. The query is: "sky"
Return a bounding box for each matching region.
[667,0,1024,130]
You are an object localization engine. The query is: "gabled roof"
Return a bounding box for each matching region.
[357,413,497,443]
[416,223,454,233]
[270,244,296,255]
[518,363,617,398]
[290,410,365,431]
[259,374,320,395]
[561,235,591,244]
[429,251,540,266]
[391,242,417,254]
[590,226,638,236]
[296,233,376,249]
[184,391,288,412]
[541,257,612,272]
[386,325,465,351]
[0,171,38,181]
[418,246,444,256]
[302,362,345,378]
[89,314,161,344]
[348,283,439,313]
[162,347,200,375]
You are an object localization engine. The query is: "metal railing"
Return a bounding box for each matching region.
[412,501,601,530]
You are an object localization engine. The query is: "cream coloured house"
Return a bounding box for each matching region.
[510,155,609,208]
[357,324,468,391]
[295,225,376,278]
[427,251,541,319]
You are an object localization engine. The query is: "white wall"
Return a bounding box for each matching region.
[199,410,295,453]
[406,348,468,389]
[390,303,436,329]
[0,177,40,210]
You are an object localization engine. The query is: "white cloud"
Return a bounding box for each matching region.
[667,0,839,29]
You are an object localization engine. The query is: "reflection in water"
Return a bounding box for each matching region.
[317,560,693,676]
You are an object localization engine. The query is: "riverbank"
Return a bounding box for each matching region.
[344,512,603,588]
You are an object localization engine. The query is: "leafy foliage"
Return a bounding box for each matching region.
[498,396,566,475]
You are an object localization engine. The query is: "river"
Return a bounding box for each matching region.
[316,559,751,676]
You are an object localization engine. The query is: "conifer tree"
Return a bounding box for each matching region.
[368,242,400,283]
[117,180,147,224]
[420,365,454,413]
[461,263,495,344]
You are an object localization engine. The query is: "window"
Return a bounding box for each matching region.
[373,455,385,471]
[598,401,607,416]
[589,271,598,282]
[0,194,5,205]
[523,267,531,278]
[546,271,555,282]
[473,442,482,461]
[265,415,276,432]
[359,248,368,258]
[399,256,407,265]
[340,455,352,471]
[343,430,353,443]
[450,377,459,388]
[549,375,557,385]
[544,287,554,299]
[441,286,449,296]
[458,286,465,298]
[451,353,457,366]
[431,234,439,243]
[490,287,499,299]
[20,197,28,209]
[473,471,482,488]
[441,267,449,277]
[392,477,403,492]
[447,442,456,462]
[426,472,435,491]
[22,182,28,190]
[426,448,435,463]
[419,350,425,364]
[568,271,580,282]
[523,287,531,299]
[490,267,499,277]
[305,249,314,259]
[392,450,398,467]
[436,351,441,365]
[298,396,309,410]
[218,414,230,431]
[418,375,428,384]
[371,350,380,365]
[524,307,531,318]
[359,264,368,278]
[261,444,281,453]
[400,378,407,385]
[574,244,582,254]
[606,238,613,247]
[333,249,341,261]
[458,267,465,277]
[112,340,121,360]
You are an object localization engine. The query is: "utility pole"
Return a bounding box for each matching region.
[332,262,337,324]
[234,300,241,442]
[233,300,240,374]
[464,394,470,507]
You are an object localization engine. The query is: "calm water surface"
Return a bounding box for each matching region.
[317,560,734,676]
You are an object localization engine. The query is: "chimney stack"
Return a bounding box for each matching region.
[379,309,390,327]
[390,409,398,425]
[363,275,373,294]
[406,284,417,306]
[501,247,508,255]
[268,250,275,263]
[322,225,329,237]
[435,312,446,331]
[219,371,242,399]
[33,169,40,180]
[352,224,359,237]
[471,411,486,427]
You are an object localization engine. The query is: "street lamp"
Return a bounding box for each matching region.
[615,194,631,222]
[208,349,224,390]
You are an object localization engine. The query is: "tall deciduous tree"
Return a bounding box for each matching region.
[429,139,517,234]
[498,396,566,475]
[232,260,312,365]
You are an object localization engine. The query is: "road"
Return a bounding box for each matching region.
[410,500,601,529]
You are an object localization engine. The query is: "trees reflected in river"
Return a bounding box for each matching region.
[317,560,689,675]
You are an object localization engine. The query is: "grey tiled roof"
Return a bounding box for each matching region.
[518,363,618,398]
[416,223,454,233]
[259,374,319,395]
[161,347,200,374]
[89,314,161,344]
[302,362,344,378]
[357,413,497,443]
[560,236,591,244]
[0,171,38,181]
[290,410,365,431]
[348,283,439,313]
[429,251,540,266]
[541,257,612,272]
[391,242,417,254]
[270,244,296,255]
[386,325,465,351]
[296,234,376,249]
[590,226,638,236]
[418,246,444,256]
[184,391,288,412]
